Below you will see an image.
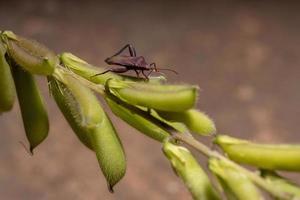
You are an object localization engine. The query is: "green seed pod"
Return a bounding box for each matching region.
[214,135,300,171]
[48,77,93,150]
[106,79,198,112]
[209,158,263,200]
[88,122,126,192]
[11,63,49,153]
[163,142,220,200]
[60,52,166,85]
[55,74,126,191]
[60,52,120,85]
[157,109,216,136]
[260,170,300,199]
[150,109,188,134]
[1,31,58,75]
[0,40,15,112]
[105,94,170,141]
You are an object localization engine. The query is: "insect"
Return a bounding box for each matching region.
[92,44,178,79]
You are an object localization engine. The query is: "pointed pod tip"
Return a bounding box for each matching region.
[2,31,17,40]
[19,141,34,156]
[29,146,35,156]
[214,134,249,146]
[60,52,88,64]
[108,184,115,193]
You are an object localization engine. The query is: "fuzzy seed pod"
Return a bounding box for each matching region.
[215,135,300,171]
[50,74,126,191]
[12,63,49,153]
[163,142,220,200]
[209,158,263,200]
[106,79,198,112]
[48,77,93,150]
[0,40,15,112]
[105,94,170,142]
[260,170,300,199]
[157,109,216,136]
[1,31,58,75]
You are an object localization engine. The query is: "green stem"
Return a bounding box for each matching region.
[173,133,219,158]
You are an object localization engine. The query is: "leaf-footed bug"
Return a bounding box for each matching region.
[92,44,178,79]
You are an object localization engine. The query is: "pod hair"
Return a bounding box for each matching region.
[1,31,58,75]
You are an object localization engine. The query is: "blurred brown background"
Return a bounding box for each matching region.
[1,0,300,199]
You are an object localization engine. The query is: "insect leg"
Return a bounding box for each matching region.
[112,44,136,57]
[141,70,149,80]
[134,69,141,78]
[91,69,112,77]
[147,68,154,77]
[91,67,128,77]
[150,63,158,71]
[129,45,137,57]
[149,64,166,76]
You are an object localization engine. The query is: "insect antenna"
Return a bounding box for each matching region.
[156,68,178,74]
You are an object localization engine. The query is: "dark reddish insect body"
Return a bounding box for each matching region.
[92,44,177,79]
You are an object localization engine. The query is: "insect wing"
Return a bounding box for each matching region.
[107,55,135,66]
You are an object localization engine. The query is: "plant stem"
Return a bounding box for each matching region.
[173,133,219,158]
[173,132,291,200]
